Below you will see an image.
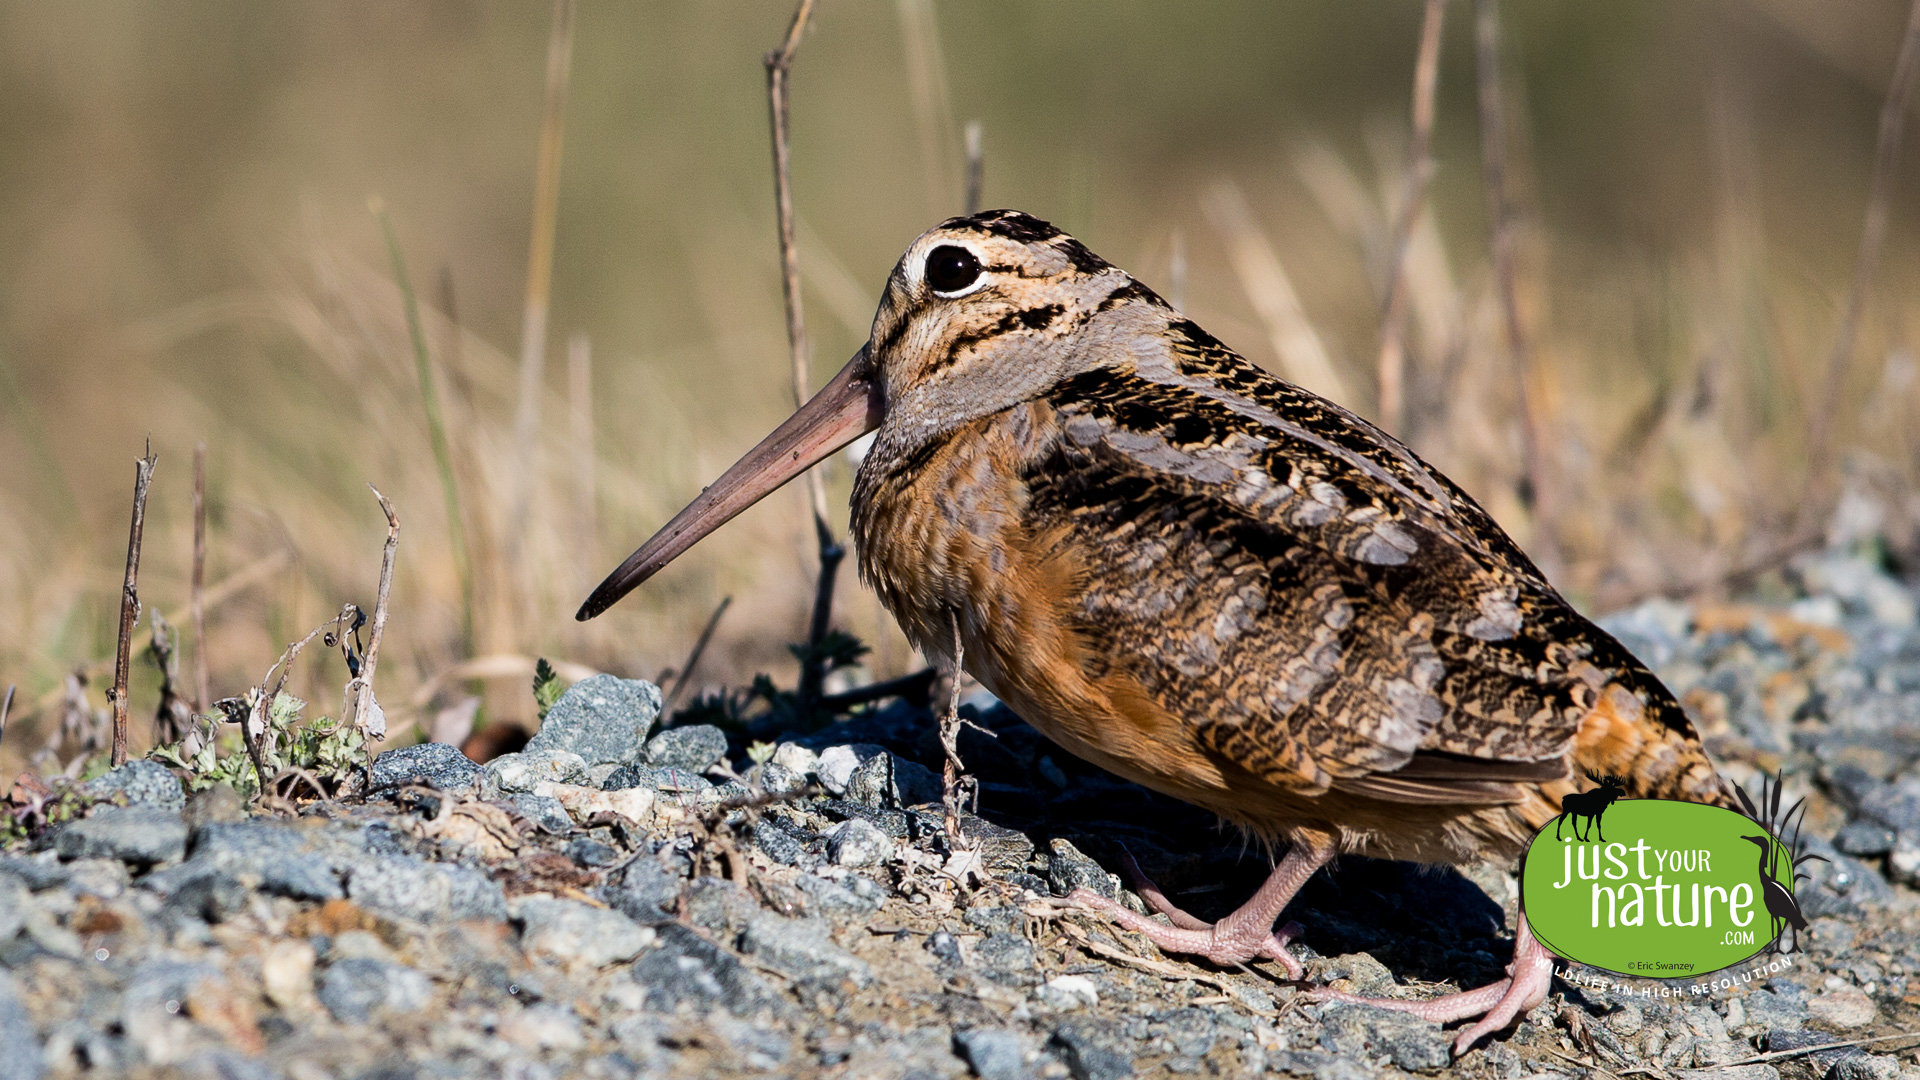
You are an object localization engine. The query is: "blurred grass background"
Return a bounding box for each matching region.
[3,0,1920,775]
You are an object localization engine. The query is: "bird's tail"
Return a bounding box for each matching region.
[1571,666,1733,809]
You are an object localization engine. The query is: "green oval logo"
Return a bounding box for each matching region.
[1520,798,1802,978]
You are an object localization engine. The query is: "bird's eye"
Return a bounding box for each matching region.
[924,245,983,295]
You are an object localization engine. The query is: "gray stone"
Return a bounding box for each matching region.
[754,762,808,797]
[1766,1028,1857,1076]
[63,858,128,899]
[1046,838,1115,900]
[78,760,185,810]
[317,957,432,1023]
[180,784,245,831]
[170,819,373,901]
[0,970,41,1080]
[529,674,663,767]
[631,923,785,1018]
[120,959,226,1065]
[844,751,941,809]
[1858,776,1920,833]
[564,838,618,867]
[510,793,573,834]
[1050,1019,1132,1080]
[1152,1006,1217,1059]
[815,744,885,795]
[826,818,893,867]
[964,905,1021,936]
[750,816,813,867]
[1834,820,1896,857]
[367,742,482,794]
[643,725,729,773]
[485,748,589,795]
[1320,1002,1451,1072]
[1832,1055,1905,1080]
[1740,988,1809,1032]
[972,933,1040,988]
[602,763,657,792]
[685,877,759,938]
[604,856,683,923]
[165,870,250,924]
[346,854,507,924]
[515,896,654,968]
[954,1028,1030,1080]
[0,856,68,892]
[738,911,873,988]
[793,873,881,922]
[0,876,23,947]
[55,805,187,866]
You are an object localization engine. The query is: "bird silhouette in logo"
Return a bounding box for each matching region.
[1553,772,1625,842]
[1734,772,1825,954]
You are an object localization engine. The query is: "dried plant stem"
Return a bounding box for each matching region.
[509,0,578,562]
[1807,0,1920,497]
[110,449,158,767]
[939,610,969,847]
[1377,0,1447,437]
[1,685,14,750]
[191,441,210,714]
[568,331,596,576]
[666,595,732,709]
[964,120,984,215]
[373,201,471,649]
[819,666,938,712]
[347,486,400,738]
[1475,0,1557,573]
[798,520,846,712]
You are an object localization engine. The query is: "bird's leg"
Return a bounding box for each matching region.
[1313,911,1556,1056]
[1068,840,1331,978]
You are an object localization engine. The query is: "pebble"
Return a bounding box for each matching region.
[630,922,784,1018]
[603,856,683,923]
[1050,1019,1132,1080]
[1807,983,1877,1029]
[1856,775,1920,834]
[601,762,657,791]
[953,1028,1029,1080]
[1046,838,1116,899]
[316,957,432,1023]
[0,876,24,945]
[643,724,729,773]
[515,896,656,968]
[77,760,187,810]
[737,911,873,988]
[770,742,819,779]
[1040,975,1099,1010]
[55,805,188,866]
[792,872,881,921]
[815,744,884,795]
[346,853,508,924]
[0,971,41,1080]
[825,817,893,867]
[528,674,663,767]
[486,748,589,794]
[971,933,1040,988]
[510,792,574,833]
[365,742,483,794]
[1833,820,1896,857]
[845,750,941,808]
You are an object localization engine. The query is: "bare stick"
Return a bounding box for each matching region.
[110,448,158,767]
[939,610,969,846]
[191,441,210,715]
[1808,0,1920,496]
[1475,0,1557,573]
[568,331,596,578]
[1376,0,1447,437]
[766,0,830,530]
[964,120,984,215]
[819,666,938,712]
[796,519,845,713]
[347,486,400,739]
[666,595,732,709]
[509,0,579,561]
[1,685,14,750]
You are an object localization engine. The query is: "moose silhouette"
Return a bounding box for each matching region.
[1553,772,1626,842]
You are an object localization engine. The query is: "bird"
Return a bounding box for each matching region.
[578,209,1733,1054]
[1741,834,1808,954]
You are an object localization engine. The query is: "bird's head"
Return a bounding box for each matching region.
[1740,834,1770,850]
[578,211,1155,620]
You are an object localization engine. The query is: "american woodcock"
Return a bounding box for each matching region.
[579,210,1733,1053]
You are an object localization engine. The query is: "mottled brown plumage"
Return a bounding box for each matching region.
[582,210,1732,1054]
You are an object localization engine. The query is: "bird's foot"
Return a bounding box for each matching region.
[1064,841,1331,978]
[1309,914,1555,1056]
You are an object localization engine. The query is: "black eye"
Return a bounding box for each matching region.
[924,245,982,294]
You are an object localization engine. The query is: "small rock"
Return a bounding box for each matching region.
[1858,776,1920,834]
[815,744,885,796]
[825,818,893,867]
[366,742,483,794]
[0,876,25,946]
[964,905,1021,936]
[56,805,187,866]
[770,742,819,778]
[1889,837,1920,888]
[260,940,318,1012]
[1154,1006,1218,1060]
[62,858,128,899]
[120,959,236,1065]
[602,762,657,791]
[686,877,760,938]
[1834,820,1896,857]
[1312,952,1399,998]
[78,760,186,809]
[794,873,881,921]
[346,854,508,924]
[749,815,814,867]
[1040,975,1099,1010]
[181,784,245,831]
[497,1003,585,1052]
[845,751,941,808]
[1739,987,1809,1032]
[1046,839,1115,899]
[510,793,573,833]
[1807,984,1877,1029]
[0,972,42,1080]
[926,930,964,966]
[564,838,618,867]
[317,958,432,1023]
[1050,1019,1132,1080]
[754,761,808,797]
[168,820,356,901]
[972,933,1040,988]
[954,1028,1029,1080]
[604,856,683,923]
[529,674,663,767]
[516,896,656,968]
[738,911,873,988]
[643,725,729,773]
[485,748,589,794]
[630,923,785,1018]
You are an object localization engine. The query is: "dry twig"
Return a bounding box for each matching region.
[345,486,400,740]
[191,441,210,714]
[1376,0,1447,436]
[1475,0,1558,575]
[666,595,732,709]
[938,610,971,847]
[110,448,158,767]
[0,685,14,751]
[1807,0,1920,500]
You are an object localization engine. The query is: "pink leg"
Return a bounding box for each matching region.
[1068,841,1331,979]
[1313,912,1555,1055]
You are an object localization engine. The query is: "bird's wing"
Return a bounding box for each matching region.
[1020,328,1660,803]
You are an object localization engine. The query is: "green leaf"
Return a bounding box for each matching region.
[533,658,565,721]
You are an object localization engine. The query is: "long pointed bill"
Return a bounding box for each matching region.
[577,347,882,621]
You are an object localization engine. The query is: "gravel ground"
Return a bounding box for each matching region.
[4,547,1920,1079]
